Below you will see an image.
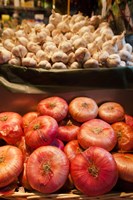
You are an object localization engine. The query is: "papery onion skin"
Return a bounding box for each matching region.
[37,96,68,122]
[68,97,98,123]
[57,119,80,142]
[70,146,118,196]
[26,146,69,194]
[113,153,133,183]
[98,102,125,124]
[25,115,58,149]
[0,145,24,188]
[111,122,133,151]
[78,119,117,151]
[0,112,23,145]
[64,140,83,161]
[22,111,40,133]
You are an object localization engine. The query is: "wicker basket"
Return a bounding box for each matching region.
[1,190,133,200]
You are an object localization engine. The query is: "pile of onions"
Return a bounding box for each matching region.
[0,95,133,197]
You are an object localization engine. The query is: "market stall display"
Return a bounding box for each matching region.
[0,1,133,200]
[0,87,133,200]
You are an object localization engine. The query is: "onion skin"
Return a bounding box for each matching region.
[26,146,69,194]
[0,112,23,145]
[78,119,117,151]
[113,153,133,183]
[22,111,40,133]
[70,146,118,196]
[57,119,80,142]
[25,115,58,149]
[0,145,24,188]
[64,140,83,161]
[98,102,125,124]
[37,96,68,122]
[68,97,98,123]
[111,122,133,151]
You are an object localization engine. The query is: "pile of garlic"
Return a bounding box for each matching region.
[0,10,133,69]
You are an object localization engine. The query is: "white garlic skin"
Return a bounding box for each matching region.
[75,47,90,63]
[58,40,72,53]
[119,49,132,61]
[22,57,37,67]
[51,51,68,64]
[83,58,99,68]
[16,37,29,47]
[0,48,12,64]
[36,50,50,62]
[68,52,76,64]
[52,62,67,69]
[73,38,86,49]
[12,45,28,58]
[69,62,82,69]
[98,51,109,65]
[123,43,132,53]
[3,39,15,51]
[106,54,121,68]
[27,42,41,53]
[2,28,14,39]
[8,57,21,66]
[38,60,51,69]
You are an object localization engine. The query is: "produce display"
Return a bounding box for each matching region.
[0,10,133,69]
[0,95,133,198]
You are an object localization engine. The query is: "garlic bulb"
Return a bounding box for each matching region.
[3,39,15,51]
[52,34,65,46]
[126,61,133,66]
[89,15,102,28]
[8,57,21,66]
[27,52,36,58]
[82,32,94,43]
[98,50,109,65]
[22,57,37,67]
[15,29,26,38]
[38,60,51,69]
[123,43,132,53]
[51,29,61,37]
[52,62,67,69]
[35,31,47,44]
[44,44,57,56]
[73,38,86,49]
[69,61,82,69]
[16,37,29,47]
[57,18,70,33]
[119,49,132,61]
[0,49,12,64]
[58,40,72,53]
[78,26,92,36]
[106,54,121,68]
[36,50,50,62]
[119,61,126,67]
[87,42,98,55]
[68,52,76,64]
[45,23,55,32]
[27,41,41,53]
[71,20,88,33]
[83,58,99,68]
[51,51,68,64]
[65,32,74,40]
[2,28,14,39]
[49,10,62,27]
[75,47,91,63]
[12,45,28,58]
[102,38,118,54]
[112,31,126,50]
